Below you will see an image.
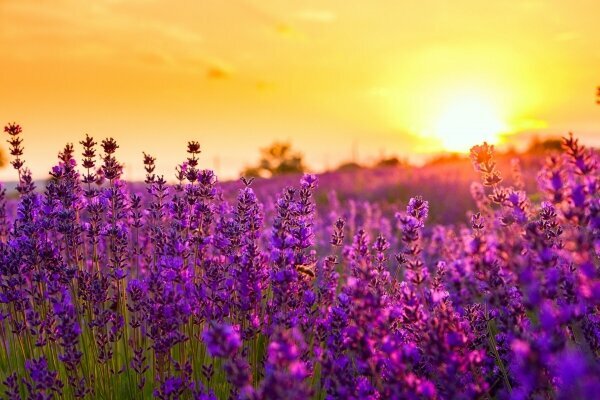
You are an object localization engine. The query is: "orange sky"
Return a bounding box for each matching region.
[1,0,599,181]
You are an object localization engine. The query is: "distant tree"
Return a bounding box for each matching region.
[425,153,468,166]
[527,137,562,153]
[334,161,363,172]
[242,141,307,178]
[375,156,406,168]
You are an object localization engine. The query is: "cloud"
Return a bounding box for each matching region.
[206,65,231,80]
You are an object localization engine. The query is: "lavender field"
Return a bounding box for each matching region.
[0,123,599,399]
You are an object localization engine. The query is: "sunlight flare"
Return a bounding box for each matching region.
[434,94,507,152]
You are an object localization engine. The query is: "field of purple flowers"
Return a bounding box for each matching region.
[0,122,599,399]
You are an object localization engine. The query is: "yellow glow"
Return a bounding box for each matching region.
[434,94,507,152]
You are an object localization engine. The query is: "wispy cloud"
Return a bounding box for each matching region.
[206,65,231,80]
[0,0,241,76]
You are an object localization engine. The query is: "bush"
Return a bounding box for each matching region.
[242,141,306,178]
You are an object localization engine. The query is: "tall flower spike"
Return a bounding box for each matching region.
[562,132,596,176]
[143,152,156,184]
[470,142,502,187]
[4,122,27,179]
[185,141,201,183]
[330,218,345,246]
[101,137,122,180]
[80,134,97,193]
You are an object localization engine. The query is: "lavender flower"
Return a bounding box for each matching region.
[0,123,597,399]
[202,322,242,358]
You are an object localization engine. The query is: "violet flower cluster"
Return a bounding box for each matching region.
[0,123,599,399]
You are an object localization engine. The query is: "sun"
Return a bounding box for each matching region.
[434,94,507,152]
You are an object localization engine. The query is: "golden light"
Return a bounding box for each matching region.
[434,94,508,152]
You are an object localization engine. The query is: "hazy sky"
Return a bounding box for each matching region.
[1,0,599,181]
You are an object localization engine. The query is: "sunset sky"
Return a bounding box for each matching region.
[1,0,599,181]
